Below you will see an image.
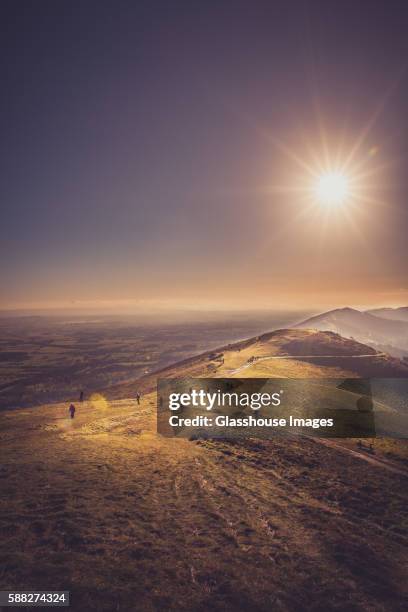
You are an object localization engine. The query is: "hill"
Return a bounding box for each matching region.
[367,306,408,323]
[107,327,408,401]
[1,327,408,610]
[296,308,408,358]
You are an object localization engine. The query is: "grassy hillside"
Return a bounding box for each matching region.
[1,329,407,610]
[1,393,407,611]
[107,328,408,401]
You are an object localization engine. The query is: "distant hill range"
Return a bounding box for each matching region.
[367,306,408,322]
[297,307,408,358]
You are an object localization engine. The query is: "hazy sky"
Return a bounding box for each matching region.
[1,1,408,311]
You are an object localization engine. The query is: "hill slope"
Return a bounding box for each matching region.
[107,328,408,401]
[367,306,408,323]
[296,308,408,357]
[1,391,408,611]
[1,327,408,610]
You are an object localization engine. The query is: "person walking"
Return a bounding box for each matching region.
[79,390,84,402]
[69,404,76,419]
[136,392,141,405]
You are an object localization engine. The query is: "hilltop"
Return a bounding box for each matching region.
[107,327,408,401]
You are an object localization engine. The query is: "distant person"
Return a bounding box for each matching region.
[79,390,84,402]
[136,392,141,405]
[69,404,76,419]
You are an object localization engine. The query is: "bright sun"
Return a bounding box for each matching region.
[315,172,350,206]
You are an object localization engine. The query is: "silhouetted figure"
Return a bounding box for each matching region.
[69,404,76,419]
[79,390,84,402]
[136,392,141,405]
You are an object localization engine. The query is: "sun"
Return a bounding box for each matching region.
[315,172,350,206]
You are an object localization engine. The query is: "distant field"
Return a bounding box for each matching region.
[0,312,309,410]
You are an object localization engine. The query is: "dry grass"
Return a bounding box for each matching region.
[0,392,407,611]
[1,328,408,610]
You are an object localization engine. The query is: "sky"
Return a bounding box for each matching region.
[1,0,408,312]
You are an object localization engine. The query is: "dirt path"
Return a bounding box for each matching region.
[228,353,386,375]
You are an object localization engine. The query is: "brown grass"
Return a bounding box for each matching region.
[0,392,407,611]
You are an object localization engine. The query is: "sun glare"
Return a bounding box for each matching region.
[269,124,385,233]
[315,172,350,206]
